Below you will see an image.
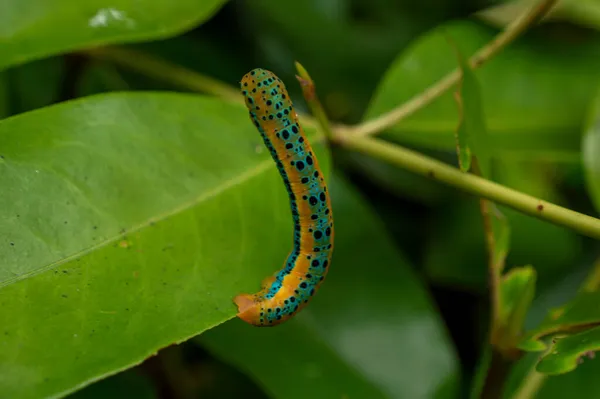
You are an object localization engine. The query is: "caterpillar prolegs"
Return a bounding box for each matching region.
[234,68,334,327]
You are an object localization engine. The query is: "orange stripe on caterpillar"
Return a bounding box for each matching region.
[234,68,334,326]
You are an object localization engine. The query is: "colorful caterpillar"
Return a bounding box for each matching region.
[234,68,334,327]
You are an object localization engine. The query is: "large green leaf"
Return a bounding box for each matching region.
[583,84,600,214]
[0,0,227,71]
[200,175,461,399]
[366,21,600,157]
[0,92,330,398]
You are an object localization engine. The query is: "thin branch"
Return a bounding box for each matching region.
[294,61,335,142]
[470,158,503,346]
[512,368,548,399]
[346,0,558,138]
[84,47,241,102]
[84,47,323,130]
[340,135,600,240]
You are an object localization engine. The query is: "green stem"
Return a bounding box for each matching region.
[346,0,558,138]
[512,367,548,399]
[480,350,515,399]
[84,47,241,102]
[294,62,335,142]
[471,159,503,348]
[84,47,322,129]
[341,135,600,240]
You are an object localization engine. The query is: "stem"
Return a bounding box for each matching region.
[340,135,600,240]
[480,350,514,399]
[84,47,241,102]
[482,198,502,338]
[84,47,322,130]
[294,62,335,142]
[471,159,502,346]
[511,367,548,399]
[347,0,558,138]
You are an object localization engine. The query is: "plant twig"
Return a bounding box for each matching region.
[346,0,558,138]
[480,350,515,399]
[294,62,335,142]
[483,201,502,341]
[512,367,548,399]
[84,47,241,102]
[340,135,600,240]
[84,47,323,130]
[469,159,503,348]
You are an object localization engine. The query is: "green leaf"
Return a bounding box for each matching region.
[0,92,330,398]
[506,352,600,398]
[583,84,600,214]
[454,89,472,173]
[499,266,536,346]
[200,175,461,399]
[535,326,600,375]
[450,37,489,175]
[519,291,600,352]
[503,264,600,398]
[366,21,600,158]
[0,0,227,71]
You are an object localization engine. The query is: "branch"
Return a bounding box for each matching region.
[295,62,335,141]
[512,367,548,399]
[84,47,241,102]
[346,0,558,138]
[84,47,325,130]
[340,135,600,240]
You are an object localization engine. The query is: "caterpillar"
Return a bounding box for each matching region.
[234,68,334,327]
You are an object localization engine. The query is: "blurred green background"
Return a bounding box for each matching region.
[2,0,600,398]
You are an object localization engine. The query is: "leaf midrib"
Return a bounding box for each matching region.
[0,158,273,289]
